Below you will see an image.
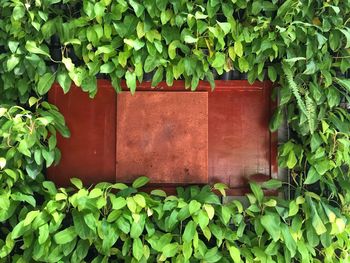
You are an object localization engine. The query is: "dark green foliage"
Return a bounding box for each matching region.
[1,0,350,262]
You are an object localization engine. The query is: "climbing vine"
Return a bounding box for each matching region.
[1,0,350,262]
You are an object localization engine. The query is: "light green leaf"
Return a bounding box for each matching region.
[25,41,51,57]
[132,176,149,188]
[260,214,281,242]
[304,167,320,184]
[228,245,241,263]
[0,157,6,170]
[132,238,143,261]
[7,56,20,71]
[125,70,136,95]
[182,221,196,243]
[13,5,25,20]
[37,72,55,95]
[54,227,77,244]
[57,70,72,94]
[234,41,243,57]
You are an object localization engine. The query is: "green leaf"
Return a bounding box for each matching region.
[228,245,241,263]
[129,0,145,17]
[198,210,209,230]
[151,67,163,87]
[7,55,20,71]
[23,211,40,226]
[132,176,149,188]
[238,57,249,72]
[260,213,281,242]
[182,221,196,243]
[184,35,198,44]
[0,157,6,170]
[234,41,243,57]
[57,71,72,94]
[281,224,296,256]
[18,140,31,157]
[189,200,201,215]
[25,41,51,57]
[261,179,282,190]
[37,72,55,95]
[288,200,299,217]
[340,28,350,48]
[168,40,180,60]
[162,243,178,258]
[13,5,25,20]
[111,196,127,210]
[213,183,228,196]
[268,66,277,82]
[123,38,145,51]
[286,151,297,169]
[54,227,77,245]
[70,178,83,189]
[133,194,146,208]
[132,237,143,261]
[125,70,136,95]
[304,167,320,184]
[269,108,283,132]
[212,53,225,68]
[38,224,49,245]
[311,208,327,235]
[249,182,263,203]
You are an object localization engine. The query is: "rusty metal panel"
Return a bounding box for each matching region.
[47,81,116,186]
[116,91,208,184]
[208,83,273,194]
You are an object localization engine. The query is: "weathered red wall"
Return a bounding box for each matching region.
[48,80,277,195]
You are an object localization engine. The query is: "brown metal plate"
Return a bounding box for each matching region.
[47,82,116,186]
[208,86,272,192]
[116,91,208,184]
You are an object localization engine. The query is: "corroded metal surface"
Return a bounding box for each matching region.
[116,91,208,184]
[47,82,116,186]
[48,80,276,195]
